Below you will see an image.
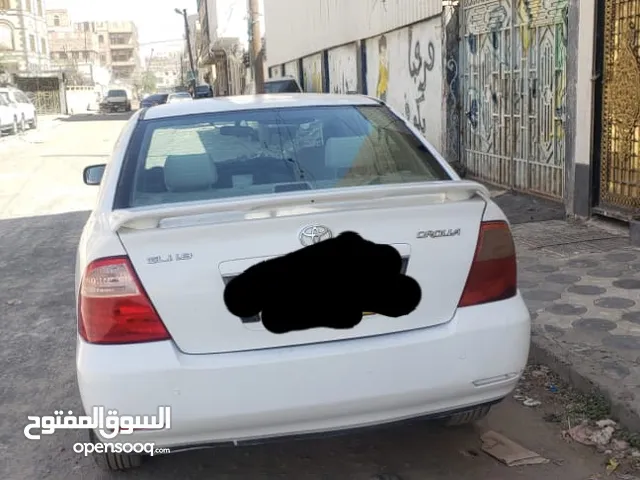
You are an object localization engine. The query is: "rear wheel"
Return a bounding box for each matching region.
[19,115,26,132]
[10,117,18,135]
[88,430,144,472]
[440,404,493,427]
[30,113,37,129]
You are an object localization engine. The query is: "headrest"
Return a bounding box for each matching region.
[164,154,218,192]
[324,136,368,168]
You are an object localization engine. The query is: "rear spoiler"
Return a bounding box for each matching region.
[108,181,491,232]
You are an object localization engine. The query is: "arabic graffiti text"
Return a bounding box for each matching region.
[405,25,436,135]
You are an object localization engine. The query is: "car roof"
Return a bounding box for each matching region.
[142,93,380,120]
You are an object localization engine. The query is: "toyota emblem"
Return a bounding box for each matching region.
[299,225,333,247]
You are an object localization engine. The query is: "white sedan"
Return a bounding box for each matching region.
[76,94,531,471]
[166,92,193,103]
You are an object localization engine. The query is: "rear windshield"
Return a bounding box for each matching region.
[108,90,127,97]
[170,93,191,98]
[117,105,450,208]
[195,86,210,93]
[146,94,168,102]
[264,80,301,93]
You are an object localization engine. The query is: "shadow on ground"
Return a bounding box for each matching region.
[58,112,135,122]
[485,189,565,225]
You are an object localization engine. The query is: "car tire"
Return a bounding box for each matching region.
[89,431,144,472]
[30,114,38,129]
[19,115,26,132]
[10,117,18,135]
[440,404,493,427]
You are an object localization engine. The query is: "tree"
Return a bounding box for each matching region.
[141,71,157,94]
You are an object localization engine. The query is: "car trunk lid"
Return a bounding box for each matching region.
[114,182,489,354]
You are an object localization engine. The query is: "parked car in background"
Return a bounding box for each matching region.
[167,92,193,104]
[0,87,37,130]
[194,84,214,99]
[100,89,132,113]
[140,93,169,109]
[264,76,303,93]
[0,94,18,135]
[244,76,303,95]
[76,93,530,471]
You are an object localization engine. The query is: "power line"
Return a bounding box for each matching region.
[138,39,185,46]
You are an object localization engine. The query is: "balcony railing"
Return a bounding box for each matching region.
[109,43,135,49]
[110,58,136,66]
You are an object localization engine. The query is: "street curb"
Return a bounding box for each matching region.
[528,326,640,433]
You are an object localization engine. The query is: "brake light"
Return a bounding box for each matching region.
[78,256,171,344]
[458,221,517,308]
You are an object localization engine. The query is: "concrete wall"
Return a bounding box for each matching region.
[569,0,595,217]
[301,52,323,93]
[365,17,443,151]
[65,87,99,114]
[327,42,358,93]
[264,0,442,67]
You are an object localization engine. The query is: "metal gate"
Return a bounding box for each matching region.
[597,0,640,213]
[460,0,568,199]
[14,76,62,115]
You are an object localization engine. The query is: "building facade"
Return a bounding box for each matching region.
[46,10,101,84]
[0,0,50,74]
[196,0,218,85]
[95,20,141,83]
[145,50,182,90]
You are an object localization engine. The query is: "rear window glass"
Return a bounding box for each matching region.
[120,105,450,208]
[108,90,127,97]
[264,80,301,93]
[147,94,167,102]
[196,86,210,93]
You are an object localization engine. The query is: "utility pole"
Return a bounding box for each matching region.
[247,0,264,94]
[175,8,196,90]
[84,22,94,83]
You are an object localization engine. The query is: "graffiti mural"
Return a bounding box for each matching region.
[376,35,389,101]
[302,53,323,93]
[328,43,359,94]
[365,18,443,151]
[404,25,436,135]
[460,0,567,199]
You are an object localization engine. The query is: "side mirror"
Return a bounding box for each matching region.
[83,164,106,186]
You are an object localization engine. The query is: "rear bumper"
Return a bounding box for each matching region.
[77,295,531,449]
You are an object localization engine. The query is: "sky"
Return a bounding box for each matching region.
[45,0,264,58]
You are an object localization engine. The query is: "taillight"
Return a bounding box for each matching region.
[458,221,517,308]
[78,256,171,344]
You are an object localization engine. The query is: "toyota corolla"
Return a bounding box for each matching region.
[76,93,531,471]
